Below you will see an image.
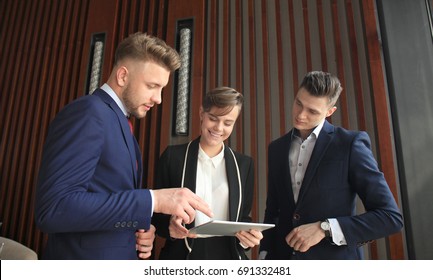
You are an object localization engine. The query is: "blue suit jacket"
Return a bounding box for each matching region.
[261,120,403,259]
[35,89,152,259]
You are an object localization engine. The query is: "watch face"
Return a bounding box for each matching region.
[321,221,330,231]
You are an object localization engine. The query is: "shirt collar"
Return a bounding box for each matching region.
[293,118,325,140]
[101,83,129,117]
[311,119,325,138]
[198,144,225,168]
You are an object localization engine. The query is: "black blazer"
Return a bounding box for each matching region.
[152,137,255,259]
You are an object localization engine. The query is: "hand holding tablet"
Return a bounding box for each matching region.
[189,220,275,236]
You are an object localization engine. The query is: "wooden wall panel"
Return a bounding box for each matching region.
[0,0,92,255]
[0,0,405,259]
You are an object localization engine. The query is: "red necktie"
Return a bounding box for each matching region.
[127,118,138,171]
[127,118,134,134]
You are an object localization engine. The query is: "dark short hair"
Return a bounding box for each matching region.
[202,87,243,116]
[114,32,181,71]
[300,71,342,106]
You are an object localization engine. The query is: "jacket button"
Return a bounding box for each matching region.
[114,222,121,228]
[293,213,300,220]
[127,221,132,227]
[132,221,138,228]
[121,221,126,227]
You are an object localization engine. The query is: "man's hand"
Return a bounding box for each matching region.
[152,188,213,224]
[168,215,197,239]
[136,225,156,259]
[236,229,263,248]
[285,221,325,252]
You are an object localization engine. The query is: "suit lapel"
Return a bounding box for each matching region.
[280,131,296,204]
[93,89,139,188]
[184,138,199,193]
[224,146,241,222]
[183,138,199,229]
[297,121,334,203]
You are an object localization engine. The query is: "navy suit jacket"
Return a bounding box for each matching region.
[152,138,255,259]
[35,89,152,259]
[261,120,403,259]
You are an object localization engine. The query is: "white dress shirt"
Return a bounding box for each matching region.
[194,144,229,236]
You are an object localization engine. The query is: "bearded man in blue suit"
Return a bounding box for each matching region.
[35,33,212,260]
[260,71,403,259]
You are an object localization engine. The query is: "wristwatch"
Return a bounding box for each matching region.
[320,219,332,238]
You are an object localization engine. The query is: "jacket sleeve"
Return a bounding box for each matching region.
[337,131,403,246]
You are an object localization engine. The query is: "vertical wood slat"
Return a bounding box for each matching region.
[0,0,18,124]
[209,0,218,90]
[261,0,271,152]
[317,0,328,71]
[222,0,230,86]
[235,0,244,153]
[288,0,299,93]
[361,0,404,260]
[345,0,366,131]
[275,0,287,135]
[302,0,312,71]
[330,0,349,127]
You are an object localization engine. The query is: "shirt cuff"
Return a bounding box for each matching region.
[239,242,249,249]
[149,189,154,216]
[328,218,347,246]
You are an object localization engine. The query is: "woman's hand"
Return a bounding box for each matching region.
[236,229,263,248]
[169,215,197,239]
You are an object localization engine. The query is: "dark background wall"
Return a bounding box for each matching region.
[4,0,432,259]
[377,0,433,260]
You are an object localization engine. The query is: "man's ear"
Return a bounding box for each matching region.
[116,66,128,87]
[326,106,337,117]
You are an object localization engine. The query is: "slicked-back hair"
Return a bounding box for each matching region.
[300,71,343,106]
[114,32,181,71]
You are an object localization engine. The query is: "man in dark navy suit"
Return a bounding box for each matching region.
[260,71,403,259]
[35,32,212,260]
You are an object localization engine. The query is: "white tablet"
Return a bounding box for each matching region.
[189,220,275,236]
